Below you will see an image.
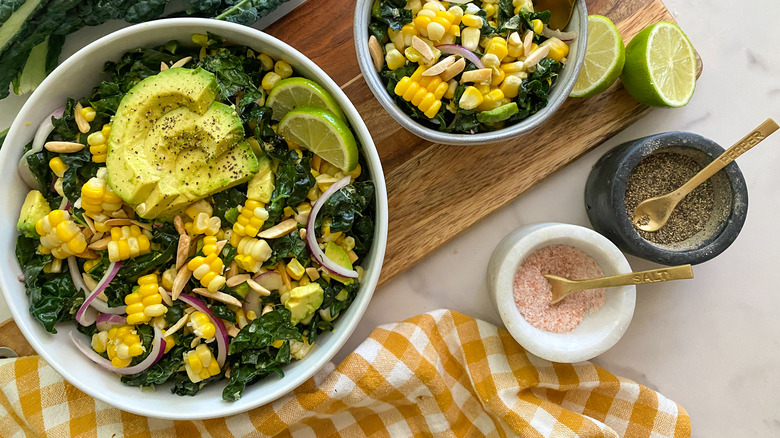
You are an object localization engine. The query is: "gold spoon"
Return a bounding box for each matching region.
[633,118,779,232]
[534,0,576,30]
[545,265,693,305]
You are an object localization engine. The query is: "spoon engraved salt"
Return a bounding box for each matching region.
[633,118,778,232]
[545,264,693,305]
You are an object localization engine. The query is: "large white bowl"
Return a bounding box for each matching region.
[487,223,635,363]
[0,18,388,420]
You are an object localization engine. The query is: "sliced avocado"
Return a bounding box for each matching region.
[17,190,50,238]
[282,283,324,325]
[246,154,274,203]
[106,67,259,219]
[324,242,354,284]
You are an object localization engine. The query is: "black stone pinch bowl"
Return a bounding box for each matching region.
[584,132,748,265]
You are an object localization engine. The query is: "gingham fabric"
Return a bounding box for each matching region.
[0,310,690,437]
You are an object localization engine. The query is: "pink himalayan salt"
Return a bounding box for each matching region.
[513,245,606,333]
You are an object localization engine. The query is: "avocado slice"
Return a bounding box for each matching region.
[106,67,258,219]
[324,242,354,284]
[282,283,324,325]
[17,190,50,238]
[246,154,275,203]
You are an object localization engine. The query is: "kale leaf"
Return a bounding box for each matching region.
[17,236,82,333]
[315,181,374,234]
[213,0,290,25]
[510,57,562,121]
[222,308,301,400]
[198,47,264,111]
[265,151,315,226]
[212,187,248,224]
[263,233,309,267]
[374,0,412,30]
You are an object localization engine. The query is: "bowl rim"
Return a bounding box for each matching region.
[0,17,389,420]
[487,222,636,363]
[353,0,588,146]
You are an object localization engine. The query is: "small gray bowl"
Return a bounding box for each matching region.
[584,132,748,265]
[354,0,588,146]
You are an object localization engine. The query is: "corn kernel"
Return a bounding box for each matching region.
[459,86,484,110]
[274,60,293,78]
[262,72,282,91]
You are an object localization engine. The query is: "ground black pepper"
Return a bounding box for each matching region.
[624,152,715,244]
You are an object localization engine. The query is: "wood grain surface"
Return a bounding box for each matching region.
[264,0,698,286]
[1,0,699,354]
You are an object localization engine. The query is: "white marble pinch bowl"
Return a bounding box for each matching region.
[487,223,636,363]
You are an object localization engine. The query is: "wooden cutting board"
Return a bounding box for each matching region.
[264,0,701,286]
[1,0,700,353]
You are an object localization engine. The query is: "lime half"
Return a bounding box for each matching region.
[621,21,697,107]
[570,15,625,98]
[278,107,358,172]
[267,77,345,121]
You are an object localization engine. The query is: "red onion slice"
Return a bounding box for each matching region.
[178,293,228,367]
[542,26,578,42]
[254,270,283,291]
[306,176,359,279]
[69,326,167,375]
[19,107,65,189]
[96,314,127,331]
[436,44,485,69]
[75,260,124,325]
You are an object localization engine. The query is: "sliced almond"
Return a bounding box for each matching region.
[160,62,169,71]
[257,219,298,239]
[191,337,201,348]
[184,306,196,314]
[82,273,97,291]
[440,58,466,82]
[508,31,522,46]
[44,141,85,153]
[460,68,493,84]
[158,286,173,306]
[110,209,129,219]
[368,35,384,72]
[246,278,271,296]
[176,234,191,270]
[104,218,133,227]
[174,215,186,235]
[523,30,534,57]
[131,220,152,231]
[298,228,307,240]
[225,261,239,279]
[261,304,274,316]
[278,265,292,291]
[88,236,111,251]
[192,288,242,307]
[226,273,250,288]
[223,321,240,338]
[74,102,90,134]
[524,45,550,69]
[412,36,435,62]
[89,231,104,244]
[163,314,188,338]
[422,55,456,76]
[83,215,96,234]
[172,265,192,300]
[170,56,192,69]
[305,267,320,281]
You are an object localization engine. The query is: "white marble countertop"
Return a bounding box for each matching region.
[1,1,778,436]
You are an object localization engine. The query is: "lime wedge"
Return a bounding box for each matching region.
[570,15,625,98]
[621,21,697,107]
[267,77,345,121]
[278,107,358,172]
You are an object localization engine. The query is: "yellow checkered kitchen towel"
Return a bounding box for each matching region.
[0,310,690,437]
